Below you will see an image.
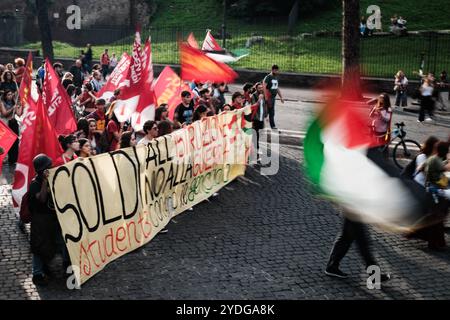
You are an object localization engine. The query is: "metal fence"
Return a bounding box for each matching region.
[53,27,450,79]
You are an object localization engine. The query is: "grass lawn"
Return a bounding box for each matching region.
[20,33,450,79]
[151,0,450,33]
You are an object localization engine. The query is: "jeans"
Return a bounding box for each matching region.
[327,218,376,269]
[395,90,407,107]
[268,96,276,128]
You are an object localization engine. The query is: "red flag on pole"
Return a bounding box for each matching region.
[43,59,77,135]
[18,52,35,108]
[180,42,238,83]
[12,96,63,207]
[114,31,156,131]
[0,121,18,174]
[153,66,191,121]
[96,53,131,101]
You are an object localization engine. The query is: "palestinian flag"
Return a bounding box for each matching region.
[303,99,429,232]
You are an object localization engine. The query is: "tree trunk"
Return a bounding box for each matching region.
[36,0,54,62]
[341,0,362,101]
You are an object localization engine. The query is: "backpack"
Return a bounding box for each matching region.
[400,155,418,180]
[98,129,113,153]
[19,192,32,223]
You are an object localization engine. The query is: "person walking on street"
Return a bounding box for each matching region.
[325,214,391,283]
[418,73,435,123]
[100,49,110,81]
[394,70,408,108]
[263,65,284,129]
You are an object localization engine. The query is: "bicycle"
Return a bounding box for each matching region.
[377,122,421,169]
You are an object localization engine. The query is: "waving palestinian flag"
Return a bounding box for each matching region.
[303,99,428,232]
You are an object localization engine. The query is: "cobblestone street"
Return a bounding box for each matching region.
[1,87,449,299]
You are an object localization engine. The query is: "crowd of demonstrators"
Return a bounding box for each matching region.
[1,56,287,285]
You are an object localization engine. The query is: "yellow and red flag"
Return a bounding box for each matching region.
[18,52,35,108]
[154,66,191,120]
[180,43,238,83]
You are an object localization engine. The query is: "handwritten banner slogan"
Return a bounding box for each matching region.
[48,107,253,285]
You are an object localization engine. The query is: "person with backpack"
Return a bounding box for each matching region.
[29,154,70,286]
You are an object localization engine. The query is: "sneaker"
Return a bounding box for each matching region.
[212,192,219,197]
[271,127,278,130]
[187,207,194,211]
[425,117,433,122]
[417,120,423,123]
[325,267,348,279]
[159,228,168,234]
[32,274,49,286]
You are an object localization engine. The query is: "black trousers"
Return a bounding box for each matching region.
[418,96,434,121]
[327,218,376,269]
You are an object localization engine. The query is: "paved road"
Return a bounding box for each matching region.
[1,86,449,300]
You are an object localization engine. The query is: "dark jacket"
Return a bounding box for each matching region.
[29,175,59,262]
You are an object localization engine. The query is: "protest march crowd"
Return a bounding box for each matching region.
[0,30,287,286]
[0,28,449,288]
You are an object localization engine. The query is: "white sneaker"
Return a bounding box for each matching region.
[187,207,194,211]
[425,117,433,122]
[212,192,219,197]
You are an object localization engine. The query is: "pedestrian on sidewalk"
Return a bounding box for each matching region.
[100,49,110,81]
[436,71,448,111]
[369,93,393,147]
[263,65,284,129]
[418,73,435,123]
[394,70,408,108]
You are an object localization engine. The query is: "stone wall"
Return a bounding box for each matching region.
[0,0,151,46]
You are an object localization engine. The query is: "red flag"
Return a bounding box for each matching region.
[180,43,238,83]
[187,32,199,49]
[154,66,192,121]
[12,97,63,207]
[96,53,131,100]
[114,31,156,131]
[18,52,35,107]
[0,120,18,174]
[43,59,77,135]
[202,30,223,51]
